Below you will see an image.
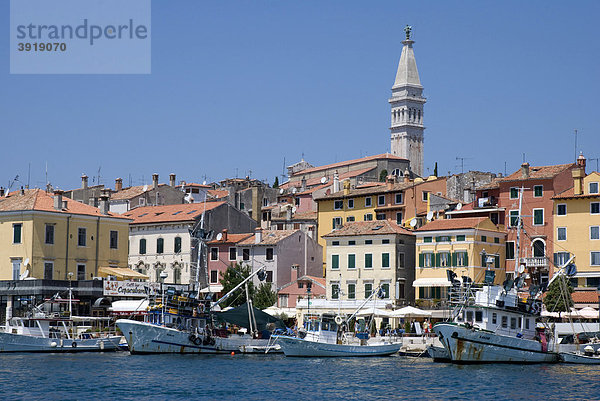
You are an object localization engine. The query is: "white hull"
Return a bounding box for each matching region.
[434,323,558,363]
[427,345,450,362]
[273,335,401,357]
[0,332,121,353]
[560,352,600,364]
[116,319,276,354]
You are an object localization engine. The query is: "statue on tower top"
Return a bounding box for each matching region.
[404,25,412,40]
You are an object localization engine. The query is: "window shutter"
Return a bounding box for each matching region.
[553,253,558,266]
[495,255,500,269]
[452,252,457,267]
[481,254,486,267]
[465,253,469,267]
[435,253,440,267]
[435,236,441,243]
[419,253,424,267]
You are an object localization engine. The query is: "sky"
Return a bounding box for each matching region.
[1,1,599,191]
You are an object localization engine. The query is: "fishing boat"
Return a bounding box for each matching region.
[426,345,450,362]
[560,345,600,364]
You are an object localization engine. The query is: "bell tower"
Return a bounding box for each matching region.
[389,25,426,177]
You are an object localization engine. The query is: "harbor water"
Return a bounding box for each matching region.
[1,353,599,400]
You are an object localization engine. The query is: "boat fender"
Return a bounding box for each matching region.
[203,337,210,346]
[72,342,77,348]
[189,334,197,343]
[210,338,216,346]
[334,315,344,325]
[451,332,458,339]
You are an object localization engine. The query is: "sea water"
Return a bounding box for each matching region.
[0,353,598,400]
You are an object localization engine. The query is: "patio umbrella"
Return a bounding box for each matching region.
[568,307,599,319]
[389,306,432,318]
[355,308,394,318]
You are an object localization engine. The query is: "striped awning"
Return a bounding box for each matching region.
[412,278,451,288]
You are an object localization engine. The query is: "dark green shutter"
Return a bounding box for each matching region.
[435,253,440,267]
[465,253,468,267]
[495,255,500,269]
[452,252,457,267]
[481,254,486,267]
[419,253,424,267]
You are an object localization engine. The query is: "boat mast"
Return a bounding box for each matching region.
[515,187,524,279]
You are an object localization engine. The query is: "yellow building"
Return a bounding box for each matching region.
[414,217,506,306]
[0,189,130,281]
[316,176,446,273]
[552,161,600,288]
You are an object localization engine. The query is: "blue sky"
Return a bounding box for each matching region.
[2,1,599,190]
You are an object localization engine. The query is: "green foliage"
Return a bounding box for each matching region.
[254,282,277,309]
[543,276,574,314]
[379,169,388,182]
[219,263,255,308]
[273,176,279,188]
[404,321,412,334]
[434,162,438,177]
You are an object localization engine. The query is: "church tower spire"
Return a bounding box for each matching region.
[389,25,426,177]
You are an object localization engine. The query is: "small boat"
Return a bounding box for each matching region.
[560,346,600,364]
[427,345,450,362]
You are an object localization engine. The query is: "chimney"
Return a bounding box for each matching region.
[300,176,307,192]
[221,229,228,242]
[115,178,123,192]
[386,175,395,190]
[251,185,263,223]
[99,194,109,215]
[81,174,88,189]
[521,162,530,179]
[255,227,263,244]
[333,170,340,193]
[291,264,299,282]
[0,187,4,197]
[152,173,159,190]
[20,186,25,195]
[286,206,293,221]
[53,190,64,210]
[343,179,351,195]
[573,153,586,196]
[169,173,176,187]
[404,168,411,183]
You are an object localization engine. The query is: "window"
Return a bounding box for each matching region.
[210,270,218,283]
[331,283,339,299]
[378,195,385,206]
[492,313,497,324]
[109,231,118,249]
[554,252,570,267]
[243,249,250,261]
[348,199,354,209]
[376,213,386,221]
[525,318,530,330]
[45,224,54,245]
[481,235,487,243]
[334,200,343,210]
[395,193,403,204]
[494,237,500,244]
[592,203,600,215]
[266,248,274,260]
[436,236,451,242]
[364,283,373,298]
[501,316,508,328]
[382,253,390,268]
[557,227,567,241]
[364,214,373,221]
[509,210,519,227]
[456,251,468,267]
[533,185,543,197]
[380,283,390,299]
[422,191,428,202]
[557,204,567,216]
[229,247,236,260]
[365,197,372,207]
[591,226,600,240]
[348,284,356,300]
[396,212,403,224]
[78,227,86,247]
[590,182,599,194]
[331,241,340,246]
[13,223,22,244]
[346,216,355,222]
[506,242,515,260]
[44,262,53,280]
[510,187,518,199]
[174,237,182,253]
[239,202,245,210]
[332,217,342,229]
[533,209,544,225]
[348,254,356,269]
[294,198,300,207]
[365,240,372,245]
[510,317,517,330]
[263,198,269,207]
[266,271,273,283]
[348,240,356,245]
[423,236,432,243]
[475,311,483,323]
[382,239,390,244]
[139,239,146,254]
[420,253,434,268]
[156,238,164,254]
[398,282,405,299]
[591,252,600,266]
[398,253,405,268]
[77,264,85,281]
[331,255,339,269]
[456,235,465,242]
[438,252,450,267]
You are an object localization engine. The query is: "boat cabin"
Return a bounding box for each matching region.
[300,313,340,344]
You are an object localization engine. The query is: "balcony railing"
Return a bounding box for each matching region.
[520,257,549,269]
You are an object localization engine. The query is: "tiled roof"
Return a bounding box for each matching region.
[271,210,318,222]
[238,230,298,245]
[123,202,225,224]
[502,163,574,182]
[110,183,173,201]
[0,189,128,219]
[552,187,600,200]
[415,217,490,231]
[184,183,210,188]
[290,153,407,177]
[572,290,600,304]
[316,180,424,200]
[281,167,376,190]
[323,220,414,237]
[207,189,229,199]
[207,233,254,245]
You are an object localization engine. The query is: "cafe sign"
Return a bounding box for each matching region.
[103,280,160,297]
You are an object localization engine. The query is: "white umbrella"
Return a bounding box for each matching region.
[355,308,394,318]
[568,307,599,319]
[389,306,432,318]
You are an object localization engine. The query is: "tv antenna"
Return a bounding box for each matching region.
[455,157,471,174]
[589,158,599,172]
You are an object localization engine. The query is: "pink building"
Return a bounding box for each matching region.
[277,265,326,308]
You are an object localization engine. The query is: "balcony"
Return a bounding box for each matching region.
[520,257,549,270]
[476,196,497,208]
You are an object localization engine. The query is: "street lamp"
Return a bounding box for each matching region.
[67,272,74,318]
[306,286,311,316]
[160,271,168,326]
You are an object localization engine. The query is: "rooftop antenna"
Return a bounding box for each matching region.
[574,129,578,162]
[27,163,31,189]
[589,158,599,172]
[455,157,470,174]
[280,157,287,183]
[96,166,101,185]
[504,161,507,176]
[128,173,132,187]
[522,153,526,163]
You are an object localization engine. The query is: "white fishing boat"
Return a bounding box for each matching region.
[560,345,600,364]
[427,345,450,362]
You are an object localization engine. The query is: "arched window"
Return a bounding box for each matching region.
[532,239,545,258]
[174,237,182,253]
[157,238,164,254]
[418,110,421,122]
[174,267,181,284]
[139,238,146,255]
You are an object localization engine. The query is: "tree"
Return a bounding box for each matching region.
[254,282,277,309]
[219,263,256,308]
[434,162,438,177]
[379,169,388,182]
[273,176,279,188]
[543,276,574,316]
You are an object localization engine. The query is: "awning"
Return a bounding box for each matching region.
[98,267,149,280]
[412,278,452,288]
[108,299,148,315]
[389,306,432,318]
[200,284,224,293]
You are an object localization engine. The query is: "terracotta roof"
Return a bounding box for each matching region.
[290,153,407,177]
[477,178,502,191]
[316,180,424,200]
[183,183,210,188]
[207,189,229,199]
[238,230,298,245]
[323,220,413,237]
[502,163,574,182]
[207,233,254,245]
[123,202,225,224]
[0,189,128,219]
[572,290,600,304]
[415,217,491,232]
[271,210,318,222]
[281,167,376,190]
[552,187,600,200]
[110,183,175,201]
